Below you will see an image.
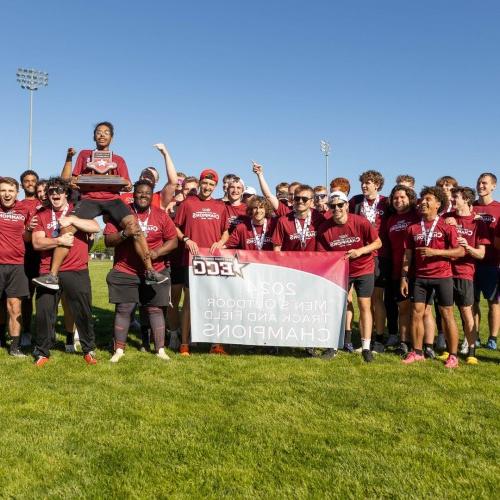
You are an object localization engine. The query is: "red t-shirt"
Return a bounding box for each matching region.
[174,196,229,265]
[104,204,177,275]
[19,197,40,216]
[384,210,419,279]
[472,200,500,266]
[226,218,276,250]
[316,213,379,277]
[444,213,491,280]
[73,149,131,201]
[274,200,293,218]
[272,210,325,251]
[35,204,90,273]
[120,191,162,209]
[225,202,248,233]
[404,217,459,279]
[0,202,30,265]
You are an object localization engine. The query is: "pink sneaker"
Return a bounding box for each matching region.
[402,351,425,365]
[444,354,459,369]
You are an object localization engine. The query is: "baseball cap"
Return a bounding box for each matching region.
[199,169,219,184]
[329,190,349,203]
[243,186,257,196]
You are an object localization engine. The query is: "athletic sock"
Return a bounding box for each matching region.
[65,331,74,345]
[361,338,370,350]
[11,336,20,351]
[415,348,423,356]
[449,352,458,357]
[488,335,496,342]
[344,330,352,344]
[375,333,384,343]
[424,343,433,350]
[468,346,476,358]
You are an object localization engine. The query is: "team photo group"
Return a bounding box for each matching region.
[0,121,498,368]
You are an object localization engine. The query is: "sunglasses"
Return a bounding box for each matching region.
[329,202,346,210]
[314,193,328,200]
[293,196,312,203]
[48,186,66,195]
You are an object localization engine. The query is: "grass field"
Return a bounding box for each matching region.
[0,260,498,498]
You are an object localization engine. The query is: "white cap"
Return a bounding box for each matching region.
[243,186,257,196]
[329,190,349,203]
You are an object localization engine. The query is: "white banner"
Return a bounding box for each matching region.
[189,250,348,348]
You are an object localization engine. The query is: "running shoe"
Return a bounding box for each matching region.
[402,351,425,364]
[444,354,459,369]
[110,348,124,363]
[179,344,190,357]
[475,338,481,348]
[436,351,449,361]
[486,338,497,350]
[460,338,469,355]
[435,332,447,352]
[65,344,76,353]
[465,356,478,365]
[35,356,49,367]
[385,334,399,348]
[424,346,436,359]
[145,270,169,285]
[305,347,320,357]
[156,348,170,361]
[343,342,354,353]
[32,274,60,290]
[9,348,26,358]
[371,341,385,354]
[210,344,228,355]
[321,348,337,360]
[84,351,97,365]
[395,342,409,356]
[362,349,373,362]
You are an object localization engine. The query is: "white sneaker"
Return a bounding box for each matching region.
[110,348,124,363]
[385,334,399,348]
[20,333,32,347]
[168,329,181,351]
[460,338,469,355]
[65,344,76,353]
[156,348,170,361]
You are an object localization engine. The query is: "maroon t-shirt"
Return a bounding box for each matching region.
[443,212,491,280]
[226,218,276,250]
[316,214,379,277]
[225,202,248,233]
[35,204,90,273]
[19,197,40,216]
[472,200,500,266]
[274,200,293,218]
[404,217,459,279]
[174,196,229,265]
[272,210,325,251]
[73,149,131,201]
[105,204,177,275]
[384,210,419,279]
[0,202,30,265]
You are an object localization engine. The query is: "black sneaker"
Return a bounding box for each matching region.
[343,342,354,353]
[371,341,385,353]
[32,274,60,290]
[424,346,436,359]
[9,348,26,358]
[305,347,319,358]
[321,348,337,360]
[395,342,409,356]
[145,270,169,285]
[362,349,374,362]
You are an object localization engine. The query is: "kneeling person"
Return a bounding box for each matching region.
[32,177,100,366]
[104,180,178,362]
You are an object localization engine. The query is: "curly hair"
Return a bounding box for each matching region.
[359,170,384,191]
[330,177,351,196]
[388,184,417,214]
[420,185,448,210]
[451,186,476,206]
[246,195,274,218]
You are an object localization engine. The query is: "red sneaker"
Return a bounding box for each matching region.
[402,351,425,365]
[179,344,190,357]
[35,356,49,367]
[444,354,459,369]
[210,344,229,355]
[84,351,97,365]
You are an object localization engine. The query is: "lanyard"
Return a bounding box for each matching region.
[251,219,267,250]
[51,204,69,237]
[134,206,151,236]
[294,212,311,249]
[361,195,380,225]
[420,216,439,246]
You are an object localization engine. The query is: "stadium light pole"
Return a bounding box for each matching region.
[16,68,49,169]
[320,140,331,188]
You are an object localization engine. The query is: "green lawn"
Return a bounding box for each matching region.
[0,260,498,498]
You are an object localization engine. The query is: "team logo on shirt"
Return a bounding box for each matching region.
[289,230,316,241]
[329,234,361,248]
[0,211,25,222]
[414,232,443,242]
[389,220,411,232]
[455,226,473,237]
[192,208,221,220]
[192,253,248,279]
[476,213,496,224]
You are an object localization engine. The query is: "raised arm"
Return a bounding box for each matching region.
[252,162,279,211]
[154,143,178,208]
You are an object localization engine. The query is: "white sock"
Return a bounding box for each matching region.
[361,338,371,351]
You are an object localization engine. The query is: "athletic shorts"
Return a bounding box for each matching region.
[411,277,454,307]
[348,273,374,298]
[183,266,190,288]
[170,265,185,286]
[0,264,30,298]
[374,256,391,288]
[72,199,130,225]
[106,268,170,307]
[453,278,474,307]
[474,265,499,302]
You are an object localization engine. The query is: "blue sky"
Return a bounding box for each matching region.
[1,0,499,198]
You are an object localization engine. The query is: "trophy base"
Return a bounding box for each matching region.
[76,175,128,193]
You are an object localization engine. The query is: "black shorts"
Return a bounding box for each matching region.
[24,244,41,280]
[349,273,375,298]
[453,278,474,307]
[183,266,190,288]
[170,265,185,286]
[107,268,170,307]
[474,265,499,302]
[0,264,30,298]
[374,256,391,288]
[73,199,130,225]
[411,277,454,307]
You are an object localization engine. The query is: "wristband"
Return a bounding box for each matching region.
[183,236,190,243]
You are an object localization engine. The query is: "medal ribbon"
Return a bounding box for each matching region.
[294,212,311,249]
[251,219,267,250]
[420,216,439,246]
[134,206,151,235]
[51,204,69,236]
[361,195,380,225]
